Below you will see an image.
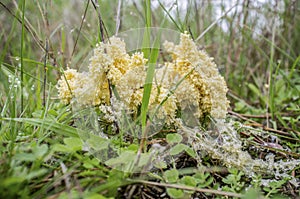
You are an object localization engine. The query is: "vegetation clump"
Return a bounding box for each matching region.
[57,32,299,194]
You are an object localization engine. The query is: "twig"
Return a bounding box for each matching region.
[134,120,151,173]
[36,0,50,36]
[60,162,71,196]
[132,0,145,22]
[195,3,238,41]
[130,179,242,198]
[115,0,122,35]
[90,0,109,42]
[240,113,299,135]
[228,110,295,137]
[71,0,90,59]
[240,131,300,157]
[235,112,298,119]
[1,0,59,69]
[1,1,44,50]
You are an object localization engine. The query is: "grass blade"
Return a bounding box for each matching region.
[2,117,79,138]
[20,0,25,112]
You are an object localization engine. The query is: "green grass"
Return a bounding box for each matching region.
[0,1,299,198]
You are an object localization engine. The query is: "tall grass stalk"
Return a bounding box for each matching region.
[20,0,25,112]
[158,0,183,32]
[267,24,276,125]
[90,0,108,43]
[43,40,48,106]
[141,0,153,132]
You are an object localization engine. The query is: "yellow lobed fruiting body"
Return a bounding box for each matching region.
[56,68,80,104]
[56,32,229,124]
[163,32,229,119]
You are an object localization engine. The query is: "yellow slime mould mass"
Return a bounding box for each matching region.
[56,32,229,124]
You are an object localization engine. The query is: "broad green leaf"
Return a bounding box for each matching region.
[185,146,196,158]
[33,144,48,158]
[243,188,262,199]
[166,188,184,199]
[82,158,100,169]
[138,153,152,167]
[198,176,214,188]
[194,172,209,183]
[164,169,179,183]
[170,143,187,156]
[105,151,135,167]
[180,176,197,187]
[86,135,109,151]
[127,144,139,152]
[52,144,73,153]
[63,137,82,151]
[14,153,36,161]
[166,133,183,144]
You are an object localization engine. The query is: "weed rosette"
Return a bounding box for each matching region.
[56,28,229,173]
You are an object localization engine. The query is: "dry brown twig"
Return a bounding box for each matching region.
[130,180,243,198]
[228,110,299,137]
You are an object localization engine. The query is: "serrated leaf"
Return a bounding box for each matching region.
[164,169,179,183]
[153,160,167,169]
[166,133,183,144]
[166,188,184,198]
[198,176,214,188]
[222,174,236,185]
[169,143,186,156]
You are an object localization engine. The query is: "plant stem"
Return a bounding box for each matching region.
[43,39,48,107]
[20,0,25,112]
